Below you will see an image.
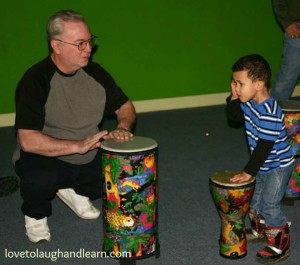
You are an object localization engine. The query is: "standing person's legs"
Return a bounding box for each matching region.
[249,172,265,214]
[246,172,266,241]
[256,164,293,263]
[260,165,292,227]
[271,35,300,101]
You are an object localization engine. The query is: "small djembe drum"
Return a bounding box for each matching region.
[280,100,300,200]
[209,171,255,259]
[101,136,159,265]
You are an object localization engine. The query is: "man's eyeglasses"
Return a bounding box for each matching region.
[55,35,98,51]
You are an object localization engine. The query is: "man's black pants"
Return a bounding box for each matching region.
[15,150,102,219]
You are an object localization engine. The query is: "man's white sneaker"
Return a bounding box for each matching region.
[56,188,100,219]
[25,216,51,243]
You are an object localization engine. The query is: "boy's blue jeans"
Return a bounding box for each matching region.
[250,163,294,227]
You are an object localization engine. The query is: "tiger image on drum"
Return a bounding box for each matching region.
[210,171,255,259]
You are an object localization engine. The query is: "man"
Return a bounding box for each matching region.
[13,10,136,243]
[271,0,300,101]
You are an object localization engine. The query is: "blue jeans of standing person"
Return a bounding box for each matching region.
[250,163,294,227]
[271,33,300,102]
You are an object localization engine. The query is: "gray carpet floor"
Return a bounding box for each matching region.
[0,105,299,265]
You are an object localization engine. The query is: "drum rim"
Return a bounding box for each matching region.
[210,170,255,188]
[101,136,158,153]
[101,147,158,155]
[209,178,255,189]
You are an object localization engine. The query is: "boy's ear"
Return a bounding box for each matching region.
[255,80,265,90]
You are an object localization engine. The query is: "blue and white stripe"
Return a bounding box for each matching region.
[241,98,294,173]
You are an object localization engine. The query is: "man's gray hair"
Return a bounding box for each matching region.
[47,10,86,42]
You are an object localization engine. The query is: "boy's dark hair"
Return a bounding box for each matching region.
[232,54,271,89]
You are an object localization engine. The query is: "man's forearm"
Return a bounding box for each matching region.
[18,129,79,157]
[116,101,136,131]
[18,129,107,157]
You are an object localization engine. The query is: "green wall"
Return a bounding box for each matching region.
[0,1,283,114]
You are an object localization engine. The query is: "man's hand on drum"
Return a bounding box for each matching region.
[230,171,252,183]
[104,100,135,141]
[104,128,133,141]
[77,130,108,154]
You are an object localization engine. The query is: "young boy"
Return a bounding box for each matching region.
[226,54,294,264]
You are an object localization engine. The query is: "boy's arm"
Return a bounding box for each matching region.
[231,139,274,183]
[226,97,244,122]
[226,79,244,122]
[244,139,275,176]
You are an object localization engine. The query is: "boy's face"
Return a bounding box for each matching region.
[232,71,259,103]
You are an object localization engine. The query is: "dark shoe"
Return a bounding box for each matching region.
[0,176,18,197]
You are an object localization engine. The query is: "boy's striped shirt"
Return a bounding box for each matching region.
[241,98,294,173]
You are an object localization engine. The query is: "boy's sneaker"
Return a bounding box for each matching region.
[25,216,51,243]
[245,228,265,243]
[56,188,100,219]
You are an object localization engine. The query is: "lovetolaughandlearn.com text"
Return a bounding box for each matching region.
[4,248,131,262]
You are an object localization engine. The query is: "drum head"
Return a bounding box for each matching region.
[101,136,158,153]
[279,100,300,112]
[210,170,255,187]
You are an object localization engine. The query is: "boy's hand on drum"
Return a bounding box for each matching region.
[230,171,252,183]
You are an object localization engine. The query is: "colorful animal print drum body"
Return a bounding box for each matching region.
[280,100,300,199]
[210,171,255,259]
[101,136,159,263]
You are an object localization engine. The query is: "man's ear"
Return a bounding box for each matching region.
[50,40,61,54]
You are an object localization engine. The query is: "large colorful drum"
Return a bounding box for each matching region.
[101,136,159,264]
[280,100,300,199]
[209,171,255,259]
